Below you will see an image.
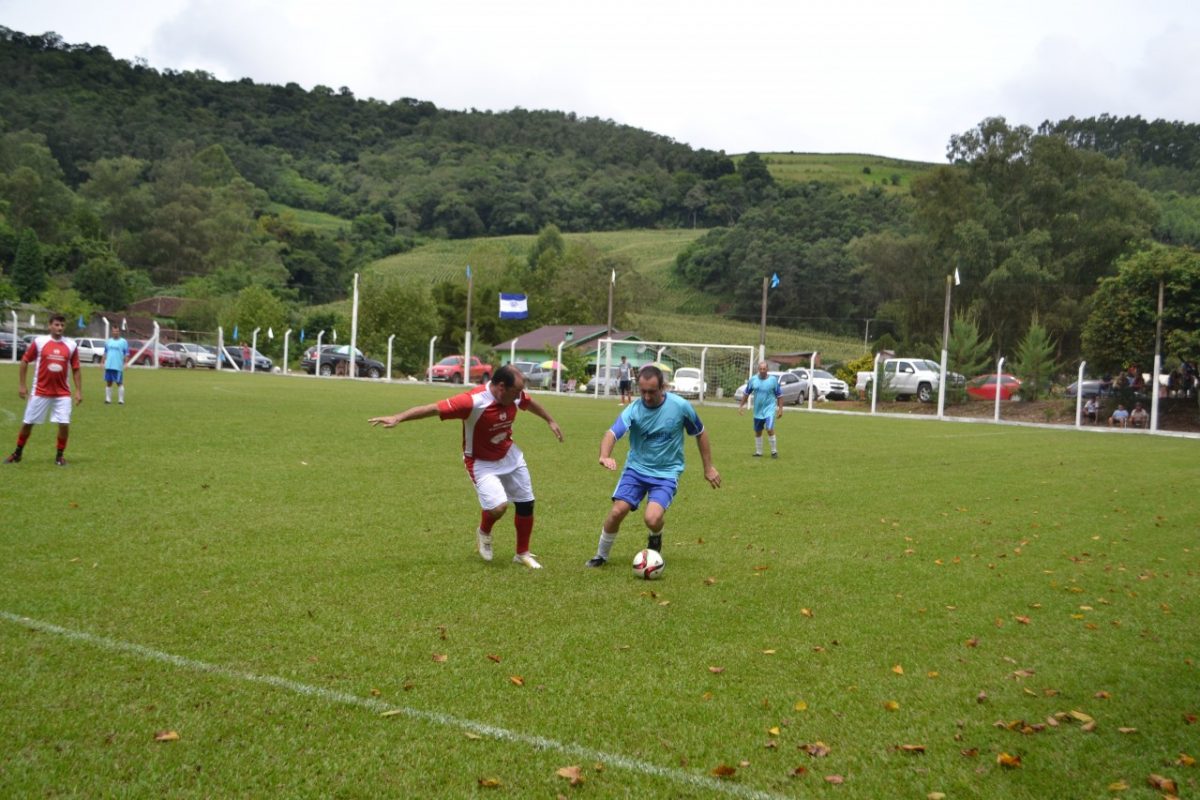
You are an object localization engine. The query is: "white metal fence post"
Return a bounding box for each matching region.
[8,311,16,364]
[870,353,881,415]
[152,322,160,368]
[807,352,818,410]
[1075,361,1086,428]
[283,329,292,375]
[315,330,325,376]
[427,336,437,383]
[386,335,395,381]
[251,328,261,374]
[993,356,1005,422]
[555,340,566,392]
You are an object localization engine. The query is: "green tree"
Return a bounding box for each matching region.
[1011,316,1057,400]
[356,277,439,374]
[1081,244,1200,374]
[12,227,46,301]
[220,285,291,358]
[73,252,130,309]
[948,312,994,399]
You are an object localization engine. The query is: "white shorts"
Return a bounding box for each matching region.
[465,445,534,510]
[24,395,73,425]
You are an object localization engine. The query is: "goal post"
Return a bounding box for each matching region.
[591,338,756,403]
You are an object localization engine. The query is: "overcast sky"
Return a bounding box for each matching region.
[4,0,1198,162]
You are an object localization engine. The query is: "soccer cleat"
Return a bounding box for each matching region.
[585,556,607,568]
[4,452,20,464]
[475,529,494,562]
[647,534,662,553]
[752,452,762,457]
[512,552,542,569]
[104,400,111,404]
[55,456,67,467]
[771,452,778,459]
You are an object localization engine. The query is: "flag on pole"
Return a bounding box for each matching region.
[499,293,529,319]
[332,329,338,343]
[300,329,305,343]
[121,317,127,331]
[268,327,274,340]
[77,315,85,329]
[466,264,472,280]
[953,267,961,286]
[770,273,780,289]
[232,324,239,341]
[611,269,616,285]
[28,313,35,326]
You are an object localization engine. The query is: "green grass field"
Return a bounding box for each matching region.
[738,153,938,193]
[2,366,1196,798]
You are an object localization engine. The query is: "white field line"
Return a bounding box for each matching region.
[1,406,16,422]
[0,611,789,800]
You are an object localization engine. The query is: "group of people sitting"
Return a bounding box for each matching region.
[1084,397,1149,428]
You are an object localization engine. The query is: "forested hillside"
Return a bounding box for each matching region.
[1,26,1198,378]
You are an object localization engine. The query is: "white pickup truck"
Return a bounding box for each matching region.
[857,357,963,403]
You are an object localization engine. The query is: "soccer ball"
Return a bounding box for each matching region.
[632,548,665,580]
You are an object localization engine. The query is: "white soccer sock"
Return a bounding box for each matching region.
[769,435,777,454]
[755,437,763,454]
[105,386,112,402]
[596,530,617,560]
[118,385,125,403]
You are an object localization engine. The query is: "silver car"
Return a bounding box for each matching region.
[168,342,218,369]
[734,371,808,405]
[75,337,108,364]
[788,368,850,400]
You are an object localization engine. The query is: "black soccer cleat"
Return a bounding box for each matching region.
[55,456,67,467]
[647,534,662,553]
[585,556,607,568]
[4,451,20,464]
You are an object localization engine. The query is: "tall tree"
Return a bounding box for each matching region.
[1011,316,1058,400]
[12,227,46,301]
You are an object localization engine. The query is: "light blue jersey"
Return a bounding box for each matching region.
[104,336,129,371]
[746,373,782,419]
[610,392,703,479]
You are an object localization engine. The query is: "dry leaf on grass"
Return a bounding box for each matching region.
[711,764,736,778]
[883,700,900,711]
[487,654,502,663]
[153,730,179,742]
[509,675,524,687]
[896,744,926,753]
[794,700,808,711]
[996,752,1022,768]
[892,664,904,675]
[800,742,831,757]
[555,765,584,786]
[824,774,844,784]
[477,777,501,788]
[432,653,448,663]
[708,666,725,674]
[1148,774,1178,793]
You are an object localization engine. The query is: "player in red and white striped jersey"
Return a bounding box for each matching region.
[5,314,83,466]
[369,364,563,568]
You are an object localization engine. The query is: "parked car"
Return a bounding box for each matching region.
[128,340,183,367]
[75,337,107,363]
[510,361,555,389]
[167,342,218,369]
[220,344,273,372]
[787,367,850,400]
[430,355,491,383]
[670,367,708,398]
[734,371,808,405]
[0,332,27,360]
[857,358,965,403]
[1065,379,1110,398]
[302,345,386,378]
[966,373,1023,401]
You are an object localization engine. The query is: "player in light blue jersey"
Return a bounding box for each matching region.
[103,330,130,405]
[738,360,783,458]
[586,364,721,567]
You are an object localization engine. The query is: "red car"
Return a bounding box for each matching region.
[127,340,182,367]
[965,373,1022,401]
[430,355,492,384]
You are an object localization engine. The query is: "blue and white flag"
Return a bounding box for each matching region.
[466,264,472,280]
[77,315,85,329]
[770,272,780,289]
[232,324,239,341]
[300,329,306,343]
[499,293,529,319]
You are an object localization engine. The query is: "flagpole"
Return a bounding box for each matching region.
[758,276,768,362]
[349,272,360,378]
[464,265,473,380]
[937,272,954,418]
[606,269,615,337]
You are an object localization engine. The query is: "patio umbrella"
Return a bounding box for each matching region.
[540,359,564,370]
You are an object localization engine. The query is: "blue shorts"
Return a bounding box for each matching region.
[613,469,678,511]
[753,416,775,433]
[104,369,124,385]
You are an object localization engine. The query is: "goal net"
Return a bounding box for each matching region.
[589,338,756,403]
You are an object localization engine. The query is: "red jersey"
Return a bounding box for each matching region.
[437,384,531,462]
[24,335,80,397]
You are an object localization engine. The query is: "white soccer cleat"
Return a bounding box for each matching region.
[476,529,493,562]
[512,552,542,569]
